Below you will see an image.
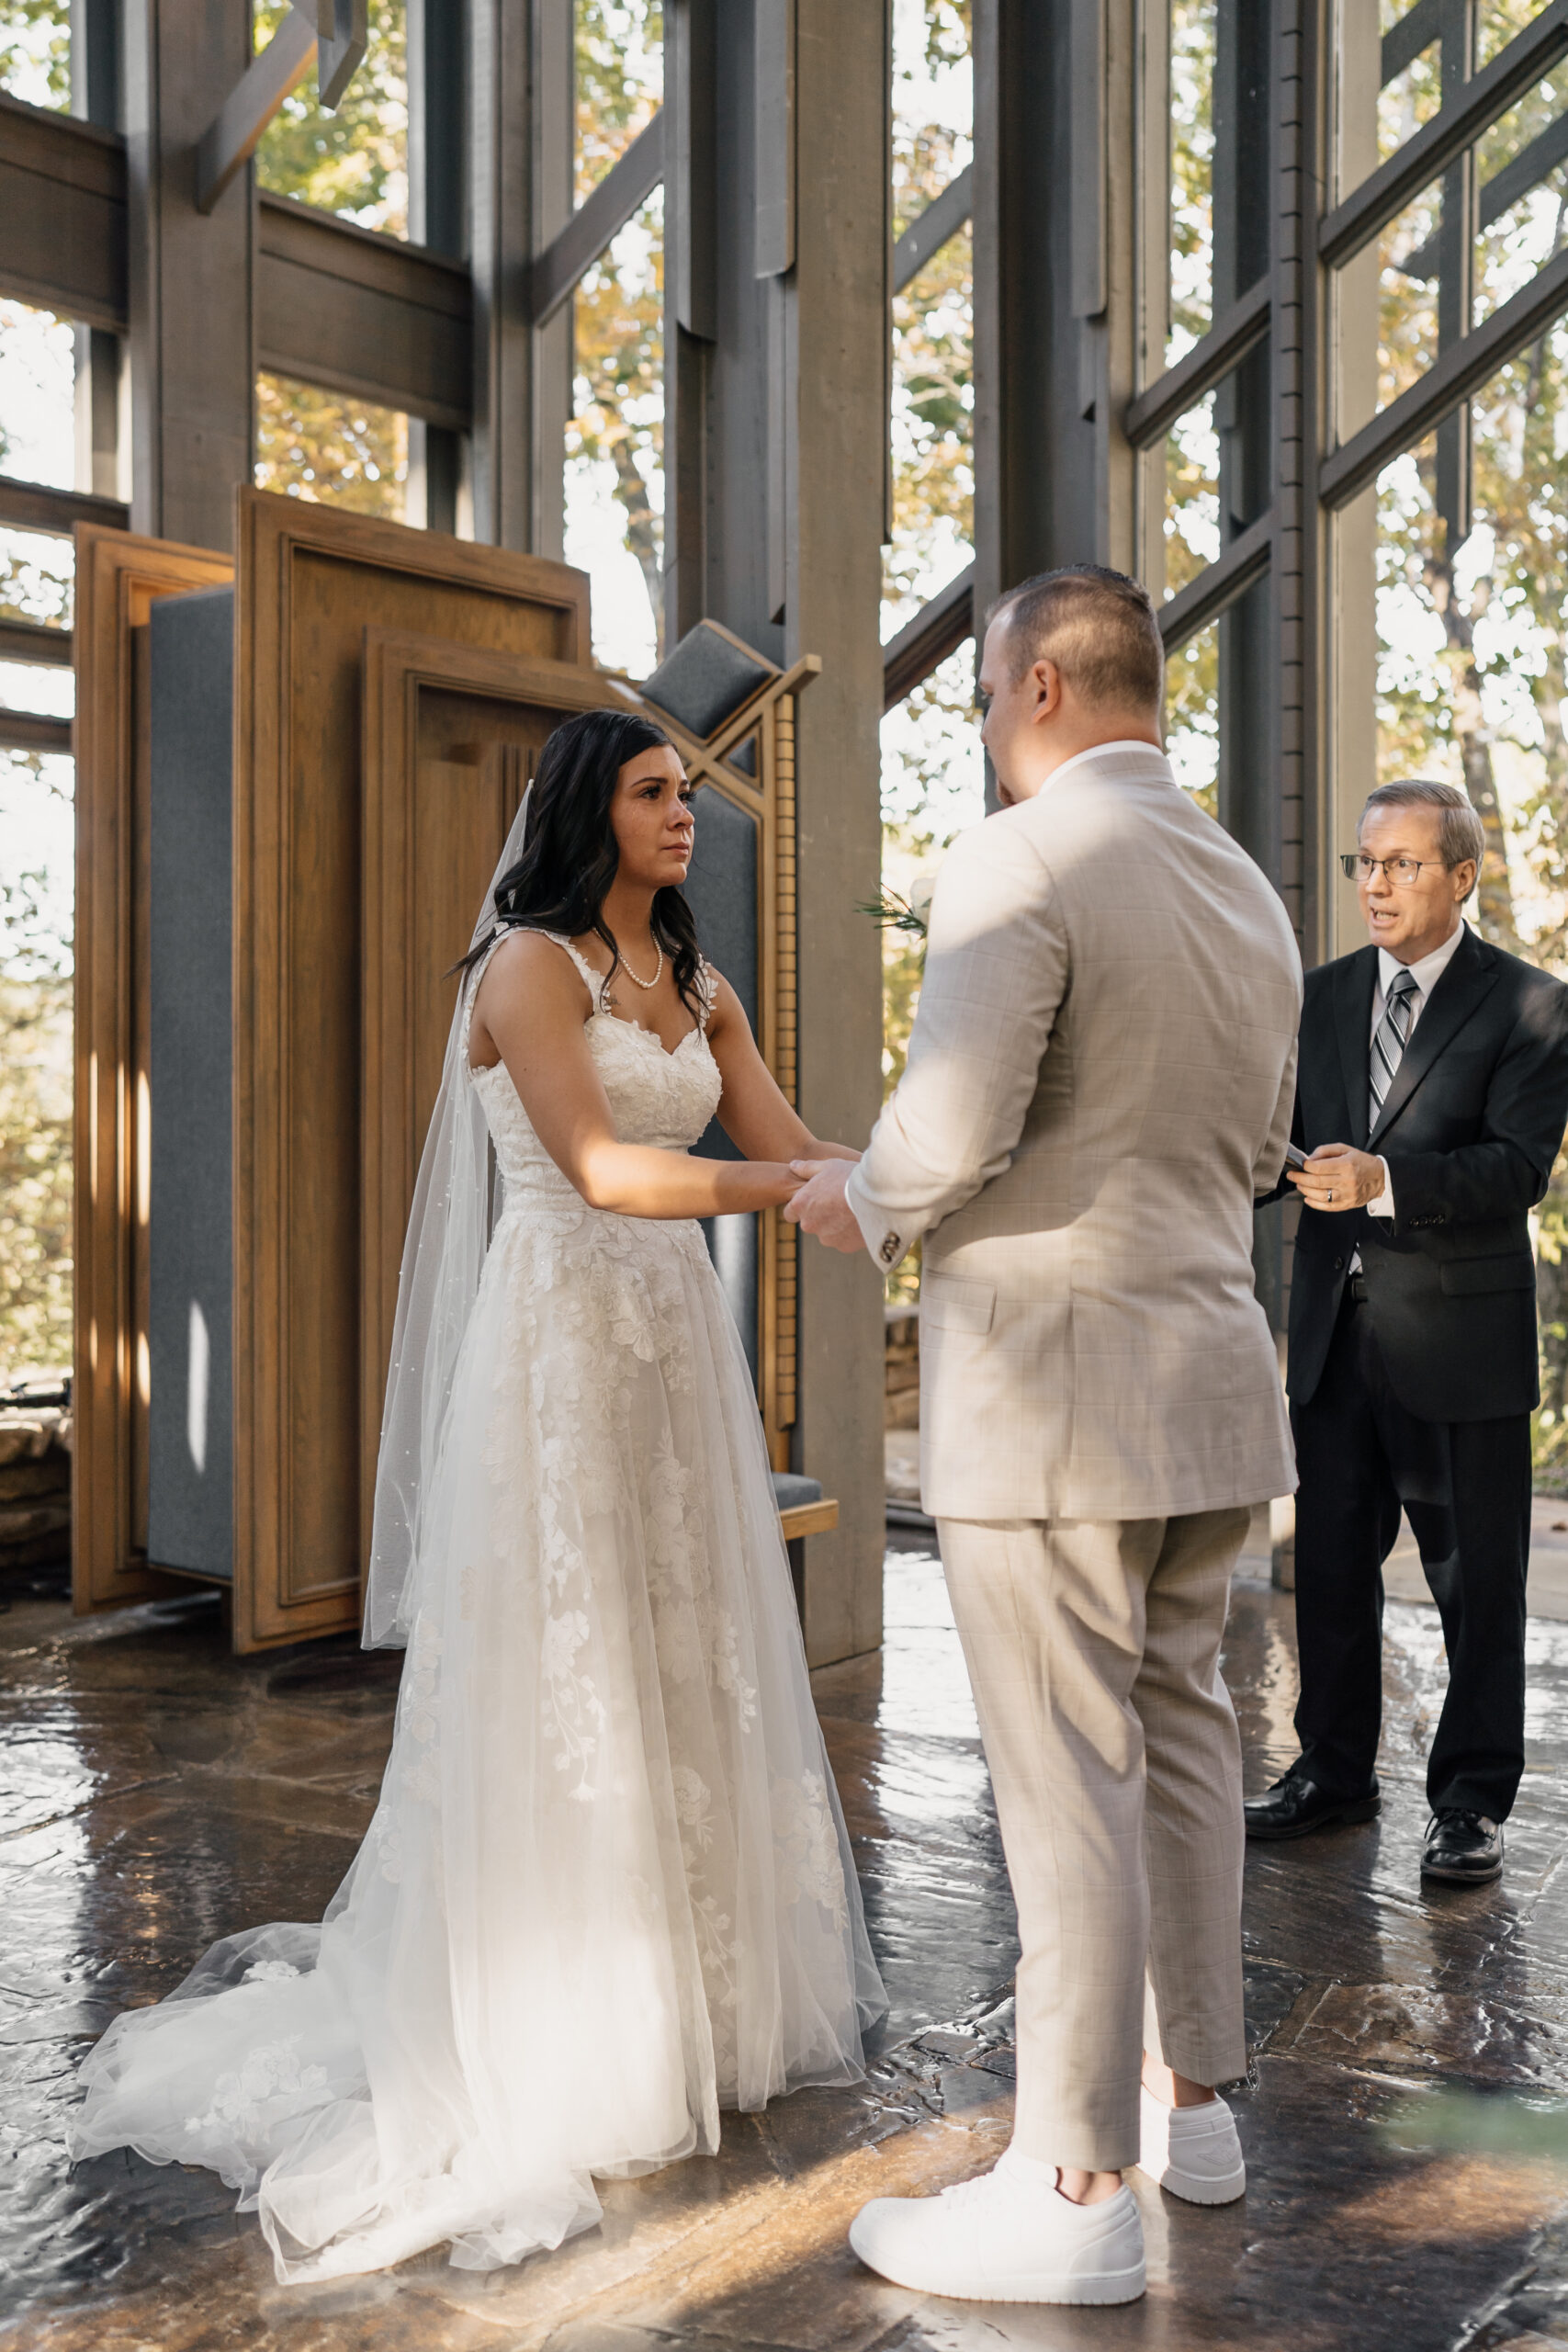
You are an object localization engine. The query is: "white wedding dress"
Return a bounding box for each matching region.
[71,931,884,2282]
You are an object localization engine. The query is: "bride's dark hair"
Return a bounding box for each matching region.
[463,706,704,1015]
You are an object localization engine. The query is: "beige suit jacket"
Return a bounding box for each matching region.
[847,743,1302,1522]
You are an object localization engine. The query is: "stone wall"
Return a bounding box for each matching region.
[1,1386,71,1571]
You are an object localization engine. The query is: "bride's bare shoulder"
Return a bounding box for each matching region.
[471,930,593,1057]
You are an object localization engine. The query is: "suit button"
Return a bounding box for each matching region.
[1334,1256,1344,1272]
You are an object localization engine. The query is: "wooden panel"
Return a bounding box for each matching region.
[0,93,127,330]
[359,636,623,1565]
[256,193,473,430]
[73,524,232,1620]
[232,492,591,1652]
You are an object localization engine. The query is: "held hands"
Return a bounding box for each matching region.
[784,1159,866,1252]
[1287,1142,1387,1213]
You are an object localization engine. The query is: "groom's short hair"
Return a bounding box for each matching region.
[992,565,1164,712]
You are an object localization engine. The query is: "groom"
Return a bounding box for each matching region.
[788,565,1302,2305]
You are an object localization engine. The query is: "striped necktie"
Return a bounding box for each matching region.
[1370,965,1418,1130]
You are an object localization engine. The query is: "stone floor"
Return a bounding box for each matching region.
[6,1535,1568,2349]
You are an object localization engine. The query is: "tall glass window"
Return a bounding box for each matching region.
[566,1,665,676]
[0,297,76,1382]
[253,0,409,238]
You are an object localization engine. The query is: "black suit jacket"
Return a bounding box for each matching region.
[1270,925,1568,1422]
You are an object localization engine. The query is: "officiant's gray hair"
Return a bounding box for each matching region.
[1360,779,1485,895]
[991,565,1164,712]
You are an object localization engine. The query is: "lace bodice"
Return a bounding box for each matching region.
[467,929,723,1197]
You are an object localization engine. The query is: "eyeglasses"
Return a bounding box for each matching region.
[1340,853,1440,888]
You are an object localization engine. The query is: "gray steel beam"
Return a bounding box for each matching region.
[881,564,975,708]
[892,162,972,294]
[1123,274,1271,449]
[0,93,127,329]
[194,7,316,216]
[1320,240,1568,508]
[1382,0,1445,85]
[1399,103,1568,279]
[1156,514,1272,657]
[1319,0,1568,267]
[973,1,1071,629]
[527,108,667,327]
[256,194,473,429]
[787,0,888,1667]
[71,0,121,130]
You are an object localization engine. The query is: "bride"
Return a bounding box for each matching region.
[71,707,886,2282]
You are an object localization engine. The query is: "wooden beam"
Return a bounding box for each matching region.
[779,1498,839,1542]
[1124,275,1272,450]
[255,193,473,427]
[882,564,976,708]
[1320,243,1568,510]
[0,708,72,755]
[528,108,667,327]
[0,474,129,537]
[1320,1,1568,269]
[0,617,73,667]
[892,163,974,294]
[195,6,318,218]
[0,91,126,330]
[1156,513,1272,655]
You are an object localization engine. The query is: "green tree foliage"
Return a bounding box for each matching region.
[0,0,68,109]
[0,850,72,1379]
[254,373,407,517]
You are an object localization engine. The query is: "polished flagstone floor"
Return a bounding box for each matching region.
[6,1536,1568,2348]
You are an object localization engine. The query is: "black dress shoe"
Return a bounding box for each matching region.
[1244,1766,1381,1841]
[1421,1809,1504,1884]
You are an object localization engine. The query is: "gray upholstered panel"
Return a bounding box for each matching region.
[682,784,760,1380]
[639,620,774,741]
[146,587,235,1581]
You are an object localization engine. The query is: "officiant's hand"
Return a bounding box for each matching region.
[1288,1141,1387,1212]
[784,1159,865,1252]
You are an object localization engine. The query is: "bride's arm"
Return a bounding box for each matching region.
[705,968,862,1165]
[473,933,805,1217]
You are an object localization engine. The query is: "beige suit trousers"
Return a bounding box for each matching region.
[938,1508,1251,2172]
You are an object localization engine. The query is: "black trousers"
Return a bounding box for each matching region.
[1291,1286,1530,1821]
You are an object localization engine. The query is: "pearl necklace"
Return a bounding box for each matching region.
[617,939,663,990]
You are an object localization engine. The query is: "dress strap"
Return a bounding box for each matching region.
[696,956,716,1035]
[532,930,615,1013]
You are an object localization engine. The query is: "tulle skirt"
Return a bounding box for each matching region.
[70,1201,884,2281]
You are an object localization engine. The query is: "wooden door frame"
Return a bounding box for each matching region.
[231,490,593,1650]
[73,523,232,1620]
[355,629,818,1603]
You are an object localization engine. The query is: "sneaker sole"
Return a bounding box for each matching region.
[849,2248,1146,2305]
[1148,2159,1247,2206]
[1245,1796,1380,1842]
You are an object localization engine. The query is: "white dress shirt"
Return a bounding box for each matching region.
[1362,917,1468,1224]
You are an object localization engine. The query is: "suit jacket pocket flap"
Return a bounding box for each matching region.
[921,1274,997,1337]
[1438,1254,1536,1296]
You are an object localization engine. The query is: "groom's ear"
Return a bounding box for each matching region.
[1030,658,1063,723]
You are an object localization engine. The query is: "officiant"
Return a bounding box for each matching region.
[1247,779,1568,1885]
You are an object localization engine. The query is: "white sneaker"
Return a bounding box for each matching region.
[1137,2085,1246,2204]
[848,2153,1145,2305]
